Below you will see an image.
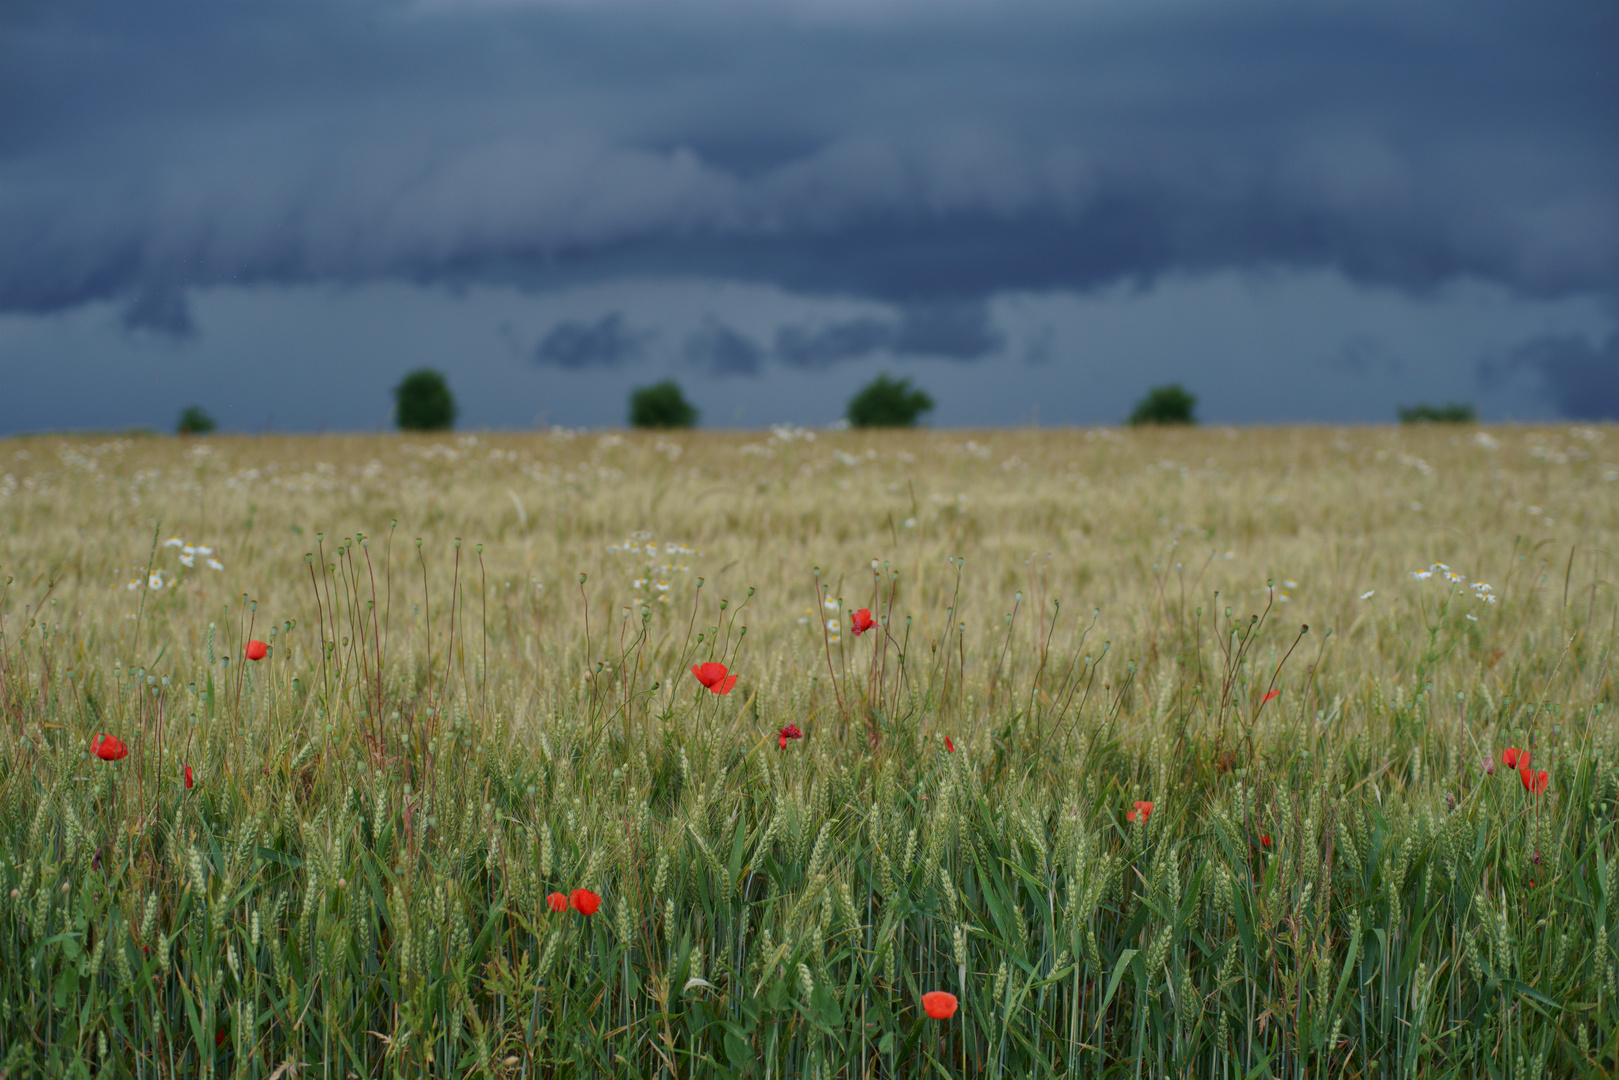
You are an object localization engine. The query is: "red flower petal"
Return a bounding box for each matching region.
[921,991,958,1019]
[183,764,194,789]
[851,608,876,636]
[570,888,601,916]
[245,640,269,661]
[1260,833,1272,847]
[1261,689,1280,704]
[546,892,568,913]
[944,736,954,752]
[692,662,732,691]
[716,673,738,695]
[778,734,788,749]
[92,734,128,761]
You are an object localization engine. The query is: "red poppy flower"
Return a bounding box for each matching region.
[546,892,568,913]
[1126,800,1154,823]
[92,734,128,761]
[183,765,194,789]
[921,991,958,1020]
[691,662,738,695]
[944,736,955,753]
[1260,689,1280,704]
[216,1028,227,1048]
[245,640,269,661]
[851,608,876,636]
[1502,747,1528,770]
[1520,767,1549,795]
[777,723,803,749]
[570,888,601,916]
[1260,833,1272,847]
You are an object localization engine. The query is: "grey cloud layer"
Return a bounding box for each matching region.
[537,299,1006,374]
[3,0,1616,332]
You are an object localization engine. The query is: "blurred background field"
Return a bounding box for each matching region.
[2,424,1617,1077]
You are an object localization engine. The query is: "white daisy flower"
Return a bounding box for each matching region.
[1360,590,1375,600]
[207,559,225,571]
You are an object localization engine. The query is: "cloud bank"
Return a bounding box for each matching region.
[3,0,1615,340]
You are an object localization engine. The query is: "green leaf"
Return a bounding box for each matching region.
[1097,947,1139,1022]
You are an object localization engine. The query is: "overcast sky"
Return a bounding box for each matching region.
[2,0,1616,433]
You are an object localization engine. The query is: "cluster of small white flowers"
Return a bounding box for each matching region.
[1409,563,1496,604]
[606,530,699,605]
[123,538,225,590]
[163,536,224,570]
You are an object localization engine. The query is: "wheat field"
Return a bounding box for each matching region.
[1,423,1616,1078]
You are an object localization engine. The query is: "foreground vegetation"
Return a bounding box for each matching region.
[1,423,1616,1078]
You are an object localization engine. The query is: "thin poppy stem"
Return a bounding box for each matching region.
[477,544,488,721]
[811,570,847,719]
[307,556,329,703]
[1257,624,1310,712]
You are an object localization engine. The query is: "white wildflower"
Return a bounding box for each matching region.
[1360,590,1375,600]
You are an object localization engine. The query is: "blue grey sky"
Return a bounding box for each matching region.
[2,0,1616,432]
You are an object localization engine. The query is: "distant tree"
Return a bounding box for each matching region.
[847,374,934,428]
[629,380,698,429]
[175,405,216,435]
[1127,384,1198,426]
[1398,402,1476,424]
[394,369,457,431]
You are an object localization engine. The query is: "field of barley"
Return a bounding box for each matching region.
[1,423,1617,1078]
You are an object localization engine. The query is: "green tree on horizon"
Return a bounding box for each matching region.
[629,380,698,429]
[394,369,457,431]
[846,374,934,428]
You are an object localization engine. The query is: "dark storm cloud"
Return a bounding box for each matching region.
[774,318,894,369]
[1500,331,1619,420]
[1,0,1616,333]
[684,319,765,377]
[533,313,646,369]
[773,300,1004,368]
[121,284,195,338]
